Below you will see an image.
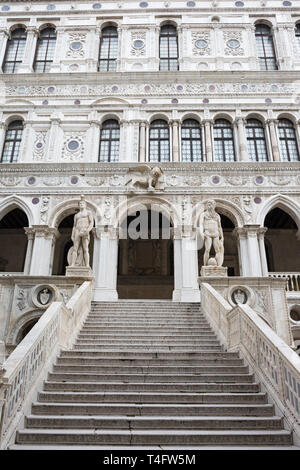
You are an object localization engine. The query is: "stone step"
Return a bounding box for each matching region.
[15,429,292,446]
[24,415,283,430]
[38,391,266,404]
[72,345,224,351]
[80,327,213,333]
[43,381,260,393]
[52,365,249,374]
[75,339,220,345]
[31,402,275,417]
[77,334,217,340]
[60,351,238,360]
[56,357,244,366]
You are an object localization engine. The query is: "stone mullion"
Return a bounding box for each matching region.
[267,119,280,162]
[139,122,146,162]
[18,27,38,73]
[0,29,9,72]
[235,117,248,162]
[203,120,213,162]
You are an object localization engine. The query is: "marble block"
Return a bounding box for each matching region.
[66,266,93,277]
[200,266,228,277]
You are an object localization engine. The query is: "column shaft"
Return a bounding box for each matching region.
[267,120,280,162]
[204,120,213,162]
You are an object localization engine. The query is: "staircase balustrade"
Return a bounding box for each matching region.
[201,282,300,445]
[269,273,300,291]
[0,280,92,449]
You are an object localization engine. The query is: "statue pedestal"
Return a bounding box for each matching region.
[200,266,228,277]
[66,266,93,277]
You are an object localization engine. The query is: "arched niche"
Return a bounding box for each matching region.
[264,208,299,273]
[0,208,28,272]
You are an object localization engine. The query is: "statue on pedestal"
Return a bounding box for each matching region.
[199,199,224,267]
[67,196,94,268]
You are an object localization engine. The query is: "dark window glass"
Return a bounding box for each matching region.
[296,24,300,49]
[159,24,179,71]
[278,119,299,162]
[99,119,120,162]
[98,26,118,72]
[255,24,277,70]
[3,28,26,73]
[181,119,202,162]
[246,118,268,162]
[33,27,56,73]
[213,119,235,162]
[1,120,23,163]
[149,119,170,162]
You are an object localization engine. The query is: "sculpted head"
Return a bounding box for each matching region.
[204,199,216,212]
[79,196,87,211]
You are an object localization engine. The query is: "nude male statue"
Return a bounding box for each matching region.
[199,199,224,267]
[69,197,94,268]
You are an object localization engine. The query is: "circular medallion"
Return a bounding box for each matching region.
[235,1,244,6]
[32,197,40,205]
[187,1,196,6]
[28,177,36,185]
[70,42,82,51]
[195,39,207,49]
[133,40,144,49]
[227,39,240,49]
[68,140,79,151]
[47,4,56,10]
[92,3,101,9]
[2,5,10,11]
[139,2,148,7]
[231,288,248,305]
[71,176,79,185]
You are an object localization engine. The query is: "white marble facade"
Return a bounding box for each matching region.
[0,0,300,346]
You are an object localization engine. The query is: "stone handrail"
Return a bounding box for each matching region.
[0,280,92,449]
[269,272,300,291]
[201,282,300,444]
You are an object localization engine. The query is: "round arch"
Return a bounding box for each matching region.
[256,194,300,230]
[48,198,98,229]
[6,309,43,348]
[192,198,244,229]
[148,114,171,125]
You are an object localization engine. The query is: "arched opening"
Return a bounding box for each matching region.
[198,214,240,276]
[264,208,300,273]
[117,209,174,299]
[17,318,39,344]
[0,208,28,272]
[52,213,94,275]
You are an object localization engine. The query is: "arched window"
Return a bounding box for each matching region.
[98,26,118,72]
[33,27,56,73]
[149,119,170,162]
[1,120,23,163]
[296,23,300,49]
[3,28,27,73]
[181,119,202,162]
[278,119,300,162]
[99,119,120,162]
[246,118,268,162]
[213,119,235,162]
[255,24,277,70]
[159,24,178,71]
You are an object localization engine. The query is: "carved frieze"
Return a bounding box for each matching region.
[192,31,211,56]
[223,31,244,56]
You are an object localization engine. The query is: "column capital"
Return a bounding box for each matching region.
[258,227,268,236]
[0,28,9,37]
[170,119,180,126]
[24,227,35,240]
[243,224,261,236]
[31,225,60,240]
[26,26,39,36]
[203,119,213,125]
[234,117,246,126]
[266,118,279,126]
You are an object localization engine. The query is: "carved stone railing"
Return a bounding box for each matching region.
[0,280,92,449]
[269,273,300,292]
[201,282,300,445]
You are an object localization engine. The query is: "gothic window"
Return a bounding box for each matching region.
[33,27,56,73]
[246,118,268,162]
[213,119,235,162]
[99,119,120,162]
[255,24,277,70]
[159,24,179,71]
[296,23,300,49]
[1,120,23,163]
[3,28,27,73]
[278,119,300,162]
[149,119,170,162]
[181,119,203,162]
[98,26,118,72]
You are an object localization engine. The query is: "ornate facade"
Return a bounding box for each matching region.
[0,0,300,354]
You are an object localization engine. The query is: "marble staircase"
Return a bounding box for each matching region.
[12,301,296,449]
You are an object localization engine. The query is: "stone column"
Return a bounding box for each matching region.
[0,29,9,71]
[139,122,146,162]
[267,119,280,162]
[29,226,60,276]
[86,119,100,162]
[23,227,35,275]
[51,27,65,73]
[233,227,251,277]
[172,228,200,302]
[258,227,269,276]
[19,120,35,162]
[203,120,213,162]
[93,228,119,301]
[18,26,38,73]
[245,225,263,277]
[235,117,248,161]
[171,120,180,162]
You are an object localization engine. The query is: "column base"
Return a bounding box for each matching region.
[172,288,201,303]
[66,266,93,277]
[200,266,228,277]
[93,288,119,301]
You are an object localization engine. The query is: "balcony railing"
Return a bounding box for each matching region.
[269,272,300,292]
